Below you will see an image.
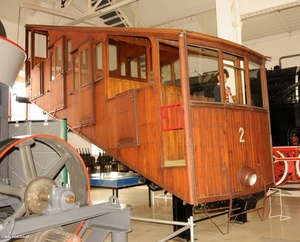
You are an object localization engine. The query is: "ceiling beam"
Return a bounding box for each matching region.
[65,0,138,26]
[274,11,291,34]
[20,2,97,26]
[240,1,300,20]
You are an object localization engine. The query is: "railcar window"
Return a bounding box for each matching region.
[140,55,146,78]
[73,55,79,90]
[108,38,148,81]
[81,49,89,85]
[161,64,172,86]
[174,60,181,87]
[130,54,147,79]
[67,40,72,72]
[159,42,219,102]
[50,52,54,81]
[95,43,102,81]
[72,40,92,91]
[106,37,151,98]
[33,32,48,67]
[159,42,180,87]
[50,42,63,81]
[130,57,138,78]
[249,61,263,108]
[187,45,219,102]
[222,53,246,104]
[109,44,117,73]
[26,30,48,87]
[56,44,62,77]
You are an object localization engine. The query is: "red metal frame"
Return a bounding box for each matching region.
[273,146,300,186]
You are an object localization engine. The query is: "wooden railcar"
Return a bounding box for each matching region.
[24,25,274,209]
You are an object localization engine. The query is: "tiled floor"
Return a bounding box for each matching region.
[82,185,300,242]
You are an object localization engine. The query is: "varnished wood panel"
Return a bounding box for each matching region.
[160,91,185,166]
[107,77,148,99]
[192,105,273,203]
[50,75,64,111]
[30,63,42,99]
[115,89,139,147]
[78,84,94,126]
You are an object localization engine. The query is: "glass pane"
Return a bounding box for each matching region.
[50,52,54,81]
[222,53,246,104]
[95,43,102,80]
[174,60,180,87]
[161,64,172,86]
[109,44,117,72]
[249,61,263,107]
[159,41,180,88]
[34,32,47,67]
[74,56,79,90]
[108,37,149,82]
[81,49,89,85]
[121,62,126,76]
[188,45,219,102]
[67,40,72,72]
[130,58,138,78]
[140,54,146,79]
[55,44,62,77]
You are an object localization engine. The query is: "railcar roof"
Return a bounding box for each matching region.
[25,24,265,60]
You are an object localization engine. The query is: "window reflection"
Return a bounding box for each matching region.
[81,49,89,85]
[249,61,263,108]
[95,42,102,81]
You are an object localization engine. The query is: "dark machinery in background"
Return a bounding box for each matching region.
[264,58,300,186]
[248,63,300,146]
[265,63,300,146]
[248,58,300,147]
[77,148,131,174]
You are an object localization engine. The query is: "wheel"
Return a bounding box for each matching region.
[0,134,90,239]
[295,153,300,179]
[273,150,289,186]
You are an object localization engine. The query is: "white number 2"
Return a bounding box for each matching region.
[239,127,245,143]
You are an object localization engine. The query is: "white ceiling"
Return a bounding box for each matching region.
[1,0,300,43]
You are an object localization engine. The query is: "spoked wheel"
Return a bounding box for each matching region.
[0,134,90,240]
[295,153,300,180]
[273,150,289,186]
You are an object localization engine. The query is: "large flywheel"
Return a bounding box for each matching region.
[0,134,90,240]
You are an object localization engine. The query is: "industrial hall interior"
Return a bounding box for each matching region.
[1,0,300,241]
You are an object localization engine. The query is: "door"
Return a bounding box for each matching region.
[72,39,94,127]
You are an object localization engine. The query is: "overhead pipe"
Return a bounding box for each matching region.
[279,54,300,68]
[274,11,291,34]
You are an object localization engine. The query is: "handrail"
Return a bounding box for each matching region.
[130,216,195,242]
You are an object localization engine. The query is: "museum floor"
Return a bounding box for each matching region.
[82,184,300,242]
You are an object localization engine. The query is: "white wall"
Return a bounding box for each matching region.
[68,132,102,156]
[243,31,300,70]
